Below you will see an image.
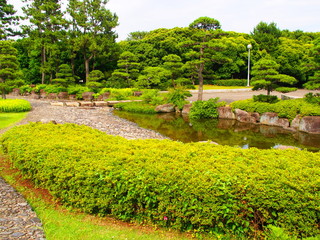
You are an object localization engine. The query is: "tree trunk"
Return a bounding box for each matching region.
[197,47,205,101]
[41,46,46,84]
[85,57,90,83]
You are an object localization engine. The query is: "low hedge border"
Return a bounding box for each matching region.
[230,98,320,120]
[1,123,319,238]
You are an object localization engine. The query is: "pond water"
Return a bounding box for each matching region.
[114,111,320,152]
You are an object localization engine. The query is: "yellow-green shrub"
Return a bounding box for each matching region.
[1,123,319,238]
[0,99,32,112]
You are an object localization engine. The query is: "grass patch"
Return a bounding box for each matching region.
[0,155,195,240]
[0,112,28,129]
[192,85,251,90]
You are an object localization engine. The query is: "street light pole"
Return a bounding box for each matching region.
[247,44,252,87]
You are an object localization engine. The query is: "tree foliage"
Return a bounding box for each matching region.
[0,40,22,98]
[0,0,19,39]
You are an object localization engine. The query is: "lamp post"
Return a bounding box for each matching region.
[247,44,252,87]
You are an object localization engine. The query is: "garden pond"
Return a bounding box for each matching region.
[114,111,320,152]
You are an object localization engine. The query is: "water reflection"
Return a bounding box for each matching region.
[114,111,320,152]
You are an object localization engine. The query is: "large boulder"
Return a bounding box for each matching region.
[12,88,20,96]
[82,92,95,101]
[291,115,301,129]
[299,116,320,134]
[47,93,58,100]
[182,104,192,115]
[57,92,69,99]
[97,92,110,101]
[234,109,257,123]
[155,103,176,113]
[218,106,236,119]
[260,112,290,128]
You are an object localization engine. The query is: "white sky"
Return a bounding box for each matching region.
[9,0,320,41]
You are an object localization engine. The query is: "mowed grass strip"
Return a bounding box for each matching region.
[0,112,28,129]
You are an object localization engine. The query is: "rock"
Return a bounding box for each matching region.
[47,93,58,99]
[218,106,235,119]
[291,115,301,129]
[40,118,57,124]
[80,101,94,107]
[234,109,257,123]
[273,145,300,150]
[65,102,80,107]
[260,112,290,128]
[155,103,175,113]
[82,92,95,101]
[30,93,40,99]
[39,89,47,99]
[182,104,192,115]
[299,116,320,133]
[50,102,65,107]
[12,88,20,96]
[57,92,69,99]
[133,91,143,97]
[94,101,109,107]
[97,92,110,101]
[69,94,77,100]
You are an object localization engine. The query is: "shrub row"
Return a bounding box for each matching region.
[1,123,319,238]
[114,101,157,114]
[230,98,320,120]
[213,79,247,86]
[0,99,32,113]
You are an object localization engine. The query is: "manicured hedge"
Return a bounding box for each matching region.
[1,123,319,238]
[0,99,32,112]
[213,79,246,86]
[230,98,320,120]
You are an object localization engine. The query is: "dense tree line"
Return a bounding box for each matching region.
[1,0,320,99]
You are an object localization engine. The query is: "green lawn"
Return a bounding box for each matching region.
[192,85,251,90]
[0,112,28,129]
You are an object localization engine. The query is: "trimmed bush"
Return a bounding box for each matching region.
[231,98,320,120]
[1,123,319,238]
[213,79,246,86]
[0,99,31,112]
[253,94,279,104]
[275,87,298,93]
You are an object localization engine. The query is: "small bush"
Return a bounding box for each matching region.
[67,85,91,99]
[253,94,279,104]
[304,93,320,105]
[19,85,33,95]
[44,85,67,94]
[190,98,226,119]
[213,79,247,86]
[109,88,135,100]
[275,87,298,93]
[0,99,31,112]
[165,88,191,110]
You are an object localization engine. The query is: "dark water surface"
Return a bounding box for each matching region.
[114,111,320,152]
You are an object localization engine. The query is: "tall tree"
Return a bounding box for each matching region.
[22,0,66,84]
[0,0,19,39]
[252,22,281,55]
[186,17,228,100]
[251,54,297,95]
[111,51,140,87]
[0,40,21,99]
[67,0,118,82]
